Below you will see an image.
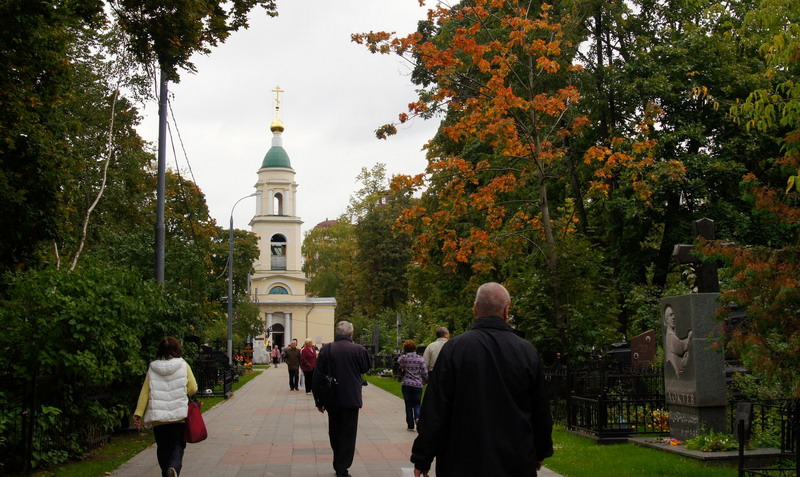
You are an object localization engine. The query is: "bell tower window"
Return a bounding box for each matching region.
[273,192,284,215]
[271,233,287,270]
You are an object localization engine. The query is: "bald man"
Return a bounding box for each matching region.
[411,282,553,476]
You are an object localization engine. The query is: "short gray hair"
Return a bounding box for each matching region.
[436,327,449,338]
[474,282,511,318]
[336,321,354,337]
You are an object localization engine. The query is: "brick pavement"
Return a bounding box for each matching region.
[112,365,562,477]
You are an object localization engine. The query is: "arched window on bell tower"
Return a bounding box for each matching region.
[273,192,284,215]
[271,233,287,270]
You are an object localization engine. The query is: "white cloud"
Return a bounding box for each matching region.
[136,0,440,233]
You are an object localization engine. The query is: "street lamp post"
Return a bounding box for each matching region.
[228,192,259,365]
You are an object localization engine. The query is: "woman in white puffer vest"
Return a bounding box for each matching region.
[133,337,198,477]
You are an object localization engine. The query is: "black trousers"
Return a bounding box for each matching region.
[327,406,359,474]
[303,370,314,393]
[153,422,186,477]
[288,369,299,390]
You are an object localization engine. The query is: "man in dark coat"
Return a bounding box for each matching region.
[312,321,371,477]
[283,339,301,391]
[411,282,553,476]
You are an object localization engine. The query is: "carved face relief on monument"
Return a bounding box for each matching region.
[664,305,693,376]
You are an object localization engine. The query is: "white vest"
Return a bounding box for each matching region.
[143,357,189,424]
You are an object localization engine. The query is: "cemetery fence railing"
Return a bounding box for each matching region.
[737,399,799,477]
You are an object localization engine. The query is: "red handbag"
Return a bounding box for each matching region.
[184,398,208,443]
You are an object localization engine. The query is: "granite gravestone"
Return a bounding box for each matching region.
[631,330,656,369]
[663,219,727,440]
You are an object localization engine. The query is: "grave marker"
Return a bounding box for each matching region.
[663,218,727,440]
[631,330,656,369]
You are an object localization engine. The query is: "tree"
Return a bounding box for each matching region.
[110,0,278,80]
[0,1,104,272]
[303,164,415,321]
[355,0,590,344]
[0,260,197,465]
[302,219,360,317]
[348,165,415,314]
[706,0,800,398]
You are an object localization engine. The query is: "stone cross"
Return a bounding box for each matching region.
[672,218,719,293]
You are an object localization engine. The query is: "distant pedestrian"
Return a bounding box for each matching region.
[283,339,301,391]
[270,345,281,367]
[300,338,318,394]
[422,327,449,377]
[312,321,371,477]
[411,282,553,476]
[133,337,198,477]
[397,339,428,431]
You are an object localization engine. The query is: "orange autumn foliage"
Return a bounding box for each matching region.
[354,0,585,326]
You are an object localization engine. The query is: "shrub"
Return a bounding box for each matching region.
[685,429,738,452]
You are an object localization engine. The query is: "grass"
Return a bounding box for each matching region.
[33,431,154,477]
[366,376,737,477]
[546,428,737,477]
[33,368,266,477]
[366,374,402,398]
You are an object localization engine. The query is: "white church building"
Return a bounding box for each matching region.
[250,88,336,364]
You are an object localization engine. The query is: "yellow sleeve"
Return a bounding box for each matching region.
[134,373,150,417]
[186,363,198,397]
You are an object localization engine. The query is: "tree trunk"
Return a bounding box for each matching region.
[539,175,564,331]
[567,148,589,234]
[653,192,681,290]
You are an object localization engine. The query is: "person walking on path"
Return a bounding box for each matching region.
[422,327,449,377]
[283,339,301,391]
[300,338,317,394]
[132,337,198,477]
[270,344,281,367]
[312,321,371,477]
[397,339,428,431]
[411,282,554,477]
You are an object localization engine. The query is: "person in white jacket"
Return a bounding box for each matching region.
[133,337,198,477]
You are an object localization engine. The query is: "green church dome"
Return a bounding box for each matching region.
[262,146,292,169]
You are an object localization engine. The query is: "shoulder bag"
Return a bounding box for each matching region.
[320,344,338,406]
[184,396,208,443]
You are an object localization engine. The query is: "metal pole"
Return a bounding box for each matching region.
[228,193,259,365]
[227,213,234,365]
[155,70,168,283]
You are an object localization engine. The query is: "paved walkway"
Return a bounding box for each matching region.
[113,366,562,476]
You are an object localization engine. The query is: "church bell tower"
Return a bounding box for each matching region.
[249,87,335,362]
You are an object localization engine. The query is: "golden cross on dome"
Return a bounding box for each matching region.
[272,85,284,111]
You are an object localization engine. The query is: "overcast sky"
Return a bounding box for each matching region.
[136,0,441,235]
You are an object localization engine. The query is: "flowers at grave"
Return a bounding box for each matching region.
[662,437,682,446]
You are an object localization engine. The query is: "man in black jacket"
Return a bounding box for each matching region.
[411,282,554,476]
[312,321,371,477]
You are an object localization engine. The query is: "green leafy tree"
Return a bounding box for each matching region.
[303,220,358,298]
[110,0,278,80]
[0,260,196,464]
[705,0,800,398]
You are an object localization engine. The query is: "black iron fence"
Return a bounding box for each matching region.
[737,400,799,477]
[195,352,234,398]
[544,361,667,440]
[0,376,112,475]
[568,393,669,439]
[371,354,397,372]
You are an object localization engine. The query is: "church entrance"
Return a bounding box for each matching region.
[270,323,285,350]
